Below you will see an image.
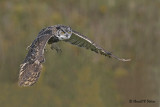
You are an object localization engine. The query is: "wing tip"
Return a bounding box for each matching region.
[109,54,131,62]
[118,58,131,62]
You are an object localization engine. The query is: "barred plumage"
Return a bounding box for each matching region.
[18,24,130,87]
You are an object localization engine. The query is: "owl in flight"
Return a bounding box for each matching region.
[18,24,130,87]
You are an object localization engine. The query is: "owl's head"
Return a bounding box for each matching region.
[55,25,72,40]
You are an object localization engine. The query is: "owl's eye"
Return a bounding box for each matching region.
[60,31,65,35]
[68,31,71,34]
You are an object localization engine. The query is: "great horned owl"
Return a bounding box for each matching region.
[18,25,130,87]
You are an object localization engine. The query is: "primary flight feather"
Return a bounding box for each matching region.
[18,25,130,87]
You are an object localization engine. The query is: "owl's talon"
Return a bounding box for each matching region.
[44,49,47,52]
[51,43,62,53]
[19,25,131,87]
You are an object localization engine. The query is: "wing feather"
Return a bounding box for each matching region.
[18,28,54,87]
[19,25,130,87]
[64,30,130,61]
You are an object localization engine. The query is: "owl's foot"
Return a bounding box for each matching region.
[51,43,62,53]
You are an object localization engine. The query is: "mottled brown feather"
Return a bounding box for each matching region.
[19,25,130,87]
[64,30,130,61]
[18,26,57,87]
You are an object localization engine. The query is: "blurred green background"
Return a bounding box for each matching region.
[0,0,159,107]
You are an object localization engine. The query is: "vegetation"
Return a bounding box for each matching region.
[0,0,159,107]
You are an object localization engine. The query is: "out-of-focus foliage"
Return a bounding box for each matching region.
[0,0,159,107]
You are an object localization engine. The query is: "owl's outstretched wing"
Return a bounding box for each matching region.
[18,27,54,87]
[64,30,130,61]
